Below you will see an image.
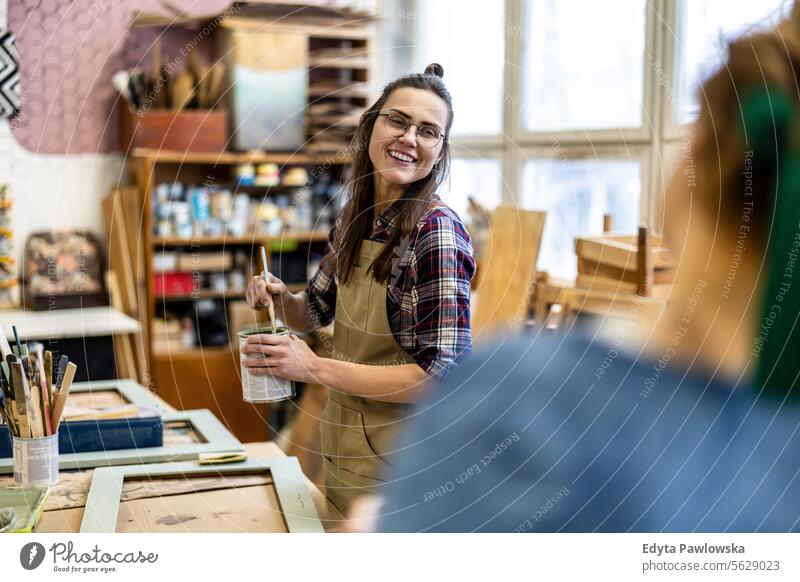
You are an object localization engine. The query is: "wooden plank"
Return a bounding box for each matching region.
[575,234,674,271]
[132,148,313,165]
[36,506,82,533]
[121,474,273,502]
[472,206,546,337]
[80,458,324,533]
[0,307,140,340]
[575,274,672,299]
[24,441,337,532]
[221,16,374,40]
[105,271,136,380]
[102,192,138,317]
[115,483,286,533]
[577,257,674,285]
[134,156,156,386]
[636,226,652,296]
[118,186,150,385]
[562,287,666,328]
[153,232,329,247]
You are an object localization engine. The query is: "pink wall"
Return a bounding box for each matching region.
[7,0,229,154]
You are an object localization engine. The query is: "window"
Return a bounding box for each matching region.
[522,0,647,131]
[673,0,789,124]
[411,0,506,135]
[522,158,641,278]
[441,157,502,222]
[378,1,787,283]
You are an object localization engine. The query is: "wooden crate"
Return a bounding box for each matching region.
[119,103,228,153]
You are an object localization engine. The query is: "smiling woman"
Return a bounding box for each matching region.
[243,63,476,515]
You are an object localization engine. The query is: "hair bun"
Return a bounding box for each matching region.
[424,63,444,78]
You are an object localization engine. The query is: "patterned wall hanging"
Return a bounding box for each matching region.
[0,28,19,118]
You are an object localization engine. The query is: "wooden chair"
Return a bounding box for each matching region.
[471,206,546,339]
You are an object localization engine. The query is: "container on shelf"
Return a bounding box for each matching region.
[119,103,228,153]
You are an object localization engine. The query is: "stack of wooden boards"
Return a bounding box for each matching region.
[575,231,675,298]
[102,186,148,385]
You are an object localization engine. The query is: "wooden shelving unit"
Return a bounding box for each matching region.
[128,148,344,441]
[153,232,329,247]
[131,148,351,167]
[120,9,373,441]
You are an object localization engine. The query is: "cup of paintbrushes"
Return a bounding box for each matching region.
[5,348,76,487]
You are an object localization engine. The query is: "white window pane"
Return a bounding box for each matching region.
[523,0,646,132]
[415,0,505,135]
[522,159,641,279]
[675,0,788,125]
[440,158,502,224]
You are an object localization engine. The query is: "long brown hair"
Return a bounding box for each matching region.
[334,63,454,285]
[685,1,797,241]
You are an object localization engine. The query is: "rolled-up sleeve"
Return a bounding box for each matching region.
[410,213,475,380]
[307,225,338,328]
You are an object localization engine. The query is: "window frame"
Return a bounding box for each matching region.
[518,144,651,224]
[376,0,731,240]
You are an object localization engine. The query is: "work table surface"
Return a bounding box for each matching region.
[0,441,342,533]
[0,306,141,340]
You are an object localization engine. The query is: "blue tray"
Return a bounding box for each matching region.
[0,416,163,457]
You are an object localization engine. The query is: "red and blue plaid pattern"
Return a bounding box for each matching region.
[308,198,475,380]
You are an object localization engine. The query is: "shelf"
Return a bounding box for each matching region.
[157,283,307,301]
[308,85,370,99]
[132,148,351,166]
[156,290,246,302]
[153,344,236,359]
[309,58,370,70]
[153,232,329,247]
[233,183,306,193]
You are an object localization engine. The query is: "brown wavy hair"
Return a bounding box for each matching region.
[334,62,454,285]
[683,1,797,242]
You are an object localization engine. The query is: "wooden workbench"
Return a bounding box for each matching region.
[0,441,341,533]
[0,387,342,532]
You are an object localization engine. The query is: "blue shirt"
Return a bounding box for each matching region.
[378,330,800,532]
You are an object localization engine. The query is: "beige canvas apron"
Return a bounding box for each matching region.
[320,239,417,516]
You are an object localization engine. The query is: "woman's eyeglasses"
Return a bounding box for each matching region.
[377,112,445,148]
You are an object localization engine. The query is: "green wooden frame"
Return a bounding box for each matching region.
[67,379,173,413]
[80,458,325,533]
[0,409,244,473]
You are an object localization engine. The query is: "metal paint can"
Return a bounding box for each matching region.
[238,327,296,403]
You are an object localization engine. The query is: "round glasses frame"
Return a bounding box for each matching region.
[376,113,445,148]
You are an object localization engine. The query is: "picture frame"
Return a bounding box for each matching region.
[0,409,244,473]
[66,379,172,413]
[80,458,325,533]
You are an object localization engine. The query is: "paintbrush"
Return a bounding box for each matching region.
[6,354,21,436]
[10,361,32,438]
[11,326,20,357]
[35,357,53,436]
[52,362,76,432]
[0,389,14,437]
[44,351,53,404]
[260,246,277,334]
[55,355,68,389]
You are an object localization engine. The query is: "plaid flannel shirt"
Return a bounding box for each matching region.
[307,198,475,380]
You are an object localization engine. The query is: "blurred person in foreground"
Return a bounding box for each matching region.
[349,2,800,532]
